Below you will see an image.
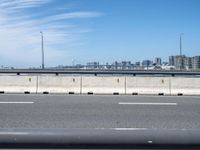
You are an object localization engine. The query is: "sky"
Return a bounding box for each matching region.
[0,0,200,68]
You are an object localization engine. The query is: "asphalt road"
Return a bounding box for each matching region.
[0,95,200,129]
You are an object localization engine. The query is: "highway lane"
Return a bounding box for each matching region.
[0,95,200,129]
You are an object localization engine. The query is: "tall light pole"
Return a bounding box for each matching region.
[179,33,184,70]
[180,33,184,56]
[40,31,44,69]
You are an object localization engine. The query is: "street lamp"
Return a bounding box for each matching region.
[40,31,45,69]
[179,33,184,71]
[180,33,184,56]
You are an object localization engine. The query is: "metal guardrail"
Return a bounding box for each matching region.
[0,129,200,149]
[0,69,200,76]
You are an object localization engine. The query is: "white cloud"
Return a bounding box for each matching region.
[47,11,103,21]
[0,0,103,68]
[0,0,52,11]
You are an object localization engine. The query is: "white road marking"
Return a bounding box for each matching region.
[148,141,153,144]
[118,102,177,105]
[114,128,147,131]
[0,102,34,104]
[0,132,29,135]
[95,128,148,131]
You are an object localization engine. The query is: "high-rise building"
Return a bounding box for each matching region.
[86,62,99,69]
[105,62,111,70]
[113,61,120,70]
[142,60,153,67]
[169,56,175,66]
[154,57,162,66]
[121,61,132,70]
[169,55,186,70]
[135,62,140,67]
[192,56,200,69]
[169,55,200,70]
[184,57,192,70]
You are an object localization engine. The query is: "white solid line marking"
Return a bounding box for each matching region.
[0,102,34,104]
[118,102,177,105]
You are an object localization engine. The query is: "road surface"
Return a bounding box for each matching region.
[0,95,200,129]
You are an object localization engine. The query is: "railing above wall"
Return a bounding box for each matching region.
[0,69,200,76]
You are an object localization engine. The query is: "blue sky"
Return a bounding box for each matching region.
[0,0,200,68]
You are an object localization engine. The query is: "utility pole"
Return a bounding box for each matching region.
[179,33,184,70]
[180,33,184,56]
[40,31,45,69]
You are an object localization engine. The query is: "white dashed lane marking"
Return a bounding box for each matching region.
[0,102,34,104]
[118,102,177,105]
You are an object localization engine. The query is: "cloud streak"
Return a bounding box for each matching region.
[48,11,103,21]
[0,0,52,11]
[0,0,103,68]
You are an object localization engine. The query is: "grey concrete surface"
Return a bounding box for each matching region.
[0,95,200,129]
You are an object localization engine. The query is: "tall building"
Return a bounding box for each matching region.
[142,60,153,67]
[111,61,133,70]
[169,55,186,70]
[121,61,132,70]
[154,58,162,66]
[113,61,120,70]
[192,56,200,69]
[169,55,200,70]
[169,56,175,66]
[86,62,99,69]
[105,62,111,70]
[184,57,192,70]
[135,62,140,67]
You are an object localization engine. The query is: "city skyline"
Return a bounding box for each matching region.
[1,54,200,71]
[0,0,200,68]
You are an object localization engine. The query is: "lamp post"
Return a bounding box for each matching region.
[180,33,184,56]
[40,31,44,69]
[179,33,184,70]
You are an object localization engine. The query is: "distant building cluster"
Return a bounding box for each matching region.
[77,55,200,71]
[169,55,200,70]
[84,58,169,70]
[48,55,200,71]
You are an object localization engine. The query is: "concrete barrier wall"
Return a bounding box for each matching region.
[0,75,199,96]
[126,77,171,95]
[171,77,200,96]
[81,77,125,95]
[37,76,81,94]
[0,75,37,94]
